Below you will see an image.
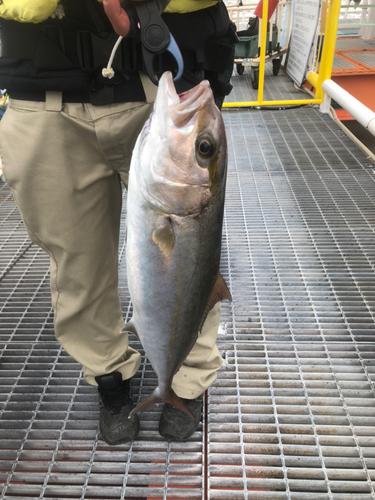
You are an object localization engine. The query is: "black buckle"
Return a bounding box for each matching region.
[133,0,183,85]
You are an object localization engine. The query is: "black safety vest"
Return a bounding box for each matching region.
[0,0,145,103]
[0,0,232,103]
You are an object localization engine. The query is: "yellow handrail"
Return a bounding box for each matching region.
[224,98,318,107]
[223,0,342,108]
[257,0,269,104]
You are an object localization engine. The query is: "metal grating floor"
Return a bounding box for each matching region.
[332,56,357,70]
[345,51,375,69]
[333,38,375,74]
[335,40,375,51]
[227,65,304,103]
[1,71,375,499]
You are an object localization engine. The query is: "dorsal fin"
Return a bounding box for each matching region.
[199,273,232,333]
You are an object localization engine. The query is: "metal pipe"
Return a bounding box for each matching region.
[276,3,282,52]
[340,3,375,6]
[315,0,331,99]
[257,0,269,104]
[286,1,292,51]
[307,72,319,89]
[342,0,350,19]
[322,79,375,136]
[339,23,375,26]
[307,0,340,99]
[222,97,321,107]
[360,0,369,26]
[226,3,259,28]
[315,0,341,99]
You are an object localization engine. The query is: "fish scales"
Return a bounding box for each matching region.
[125,72,231,419]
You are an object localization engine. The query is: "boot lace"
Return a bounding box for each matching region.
[99,380,133,412]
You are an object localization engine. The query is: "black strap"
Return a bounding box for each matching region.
[8,75,146,105]
[84,0,109,35]
[0,18,140,76]
[77,31,139,74]
[9,89,91,103]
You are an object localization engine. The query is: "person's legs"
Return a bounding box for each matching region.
[0,91,223,442]
[0,95,152,444]
[159,303,223,441]
[0,96,144,383]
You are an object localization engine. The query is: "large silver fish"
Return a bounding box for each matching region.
[125,71,231,420]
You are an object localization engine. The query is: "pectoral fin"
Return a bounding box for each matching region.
[152,218,175,256]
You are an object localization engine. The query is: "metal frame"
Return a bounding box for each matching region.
[224,0,342,108]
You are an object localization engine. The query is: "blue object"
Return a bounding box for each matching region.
[134,0,184,85]
[166,35,184,82]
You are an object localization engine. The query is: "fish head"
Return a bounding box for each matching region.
[137,71,227,216]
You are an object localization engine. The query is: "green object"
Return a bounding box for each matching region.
[234,29,278,59]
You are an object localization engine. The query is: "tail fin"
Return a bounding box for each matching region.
[129,387,196,422]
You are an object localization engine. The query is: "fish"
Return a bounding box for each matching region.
[125,71,231,420]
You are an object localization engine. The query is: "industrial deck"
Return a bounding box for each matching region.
[0,68,375,499]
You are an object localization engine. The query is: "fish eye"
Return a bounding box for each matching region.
[199,139,212,156]
[197,135,216,159]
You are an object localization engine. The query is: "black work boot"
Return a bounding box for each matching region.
[159,396,202,441]
[95,371,140,445]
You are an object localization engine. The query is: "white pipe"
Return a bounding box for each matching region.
[320,91,331,114]
[322,79,375,136]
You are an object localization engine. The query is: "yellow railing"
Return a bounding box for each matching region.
[223,0,342,108]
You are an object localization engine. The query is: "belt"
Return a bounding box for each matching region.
[9,90,92,103]
[8,76,146,105]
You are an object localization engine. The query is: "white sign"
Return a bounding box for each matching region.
[287,0,320,86]
[280,4,292,48]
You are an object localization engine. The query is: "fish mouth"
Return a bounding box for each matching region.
[159,71,213,132]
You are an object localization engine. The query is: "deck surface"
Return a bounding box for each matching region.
[1,68,375,500]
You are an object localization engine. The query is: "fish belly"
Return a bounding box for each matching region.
[126,173,222,391]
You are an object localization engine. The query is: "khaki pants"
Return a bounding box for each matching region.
[0,89,222,399]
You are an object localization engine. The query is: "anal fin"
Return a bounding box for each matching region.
[122,321,139,339]
[199,273,232,332]
[212,273,232,304]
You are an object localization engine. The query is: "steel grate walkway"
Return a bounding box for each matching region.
[1,71,375,499]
